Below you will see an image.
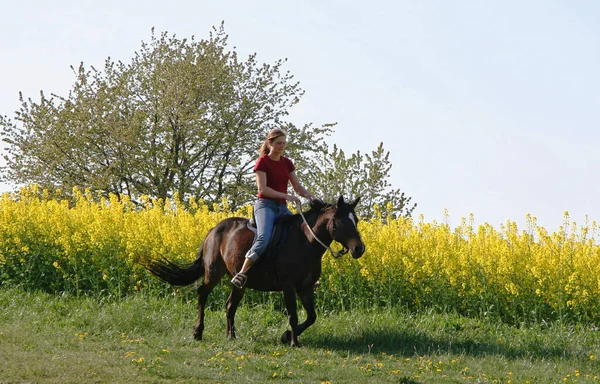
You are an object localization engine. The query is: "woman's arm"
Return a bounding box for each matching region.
[289,171,314,200]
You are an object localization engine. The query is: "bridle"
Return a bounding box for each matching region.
[295,201,348,258]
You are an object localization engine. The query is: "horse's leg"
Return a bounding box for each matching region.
[281,288,316,345]
[193,264,224,340]
[193,281,217,341]
[295,288,317,337]
[281,286,301,347]
[225,288,245,340]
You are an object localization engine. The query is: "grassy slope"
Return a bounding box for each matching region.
[0,288,598,383]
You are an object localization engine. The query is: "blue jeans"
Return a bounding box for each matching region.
[246,198,292,262]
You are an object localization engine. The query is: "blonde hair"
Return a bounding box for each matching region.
[259,128,287,156]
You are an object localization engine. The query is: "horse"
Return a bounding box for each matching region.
[143,196,365,347]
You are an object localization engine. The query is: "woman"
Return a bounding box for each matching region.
[231,128,314,289]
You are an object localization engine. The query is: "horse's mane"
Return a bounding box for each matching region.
[278,199,333,226]
[306,198,333,213]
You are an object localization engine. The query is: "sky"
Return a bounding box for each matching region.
[1,0,599,232]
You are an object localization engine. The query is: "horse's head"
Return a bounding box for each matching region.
[328,196,366,259]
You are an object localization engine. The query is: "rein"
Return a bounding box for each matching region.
[295,201,347,259]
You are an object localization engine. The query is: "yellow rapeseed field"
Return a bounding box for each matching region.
[1,186,599,323]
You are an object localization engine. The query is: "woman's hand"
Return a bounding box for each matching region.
[287,194,302,205]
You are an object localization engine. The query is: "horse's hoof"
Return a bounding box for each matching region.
[281,331,302,347]
[281,330,291,345]
[193,329,203,341]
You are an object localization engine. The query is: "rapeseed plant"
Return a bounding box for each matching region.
[1,186,600,323]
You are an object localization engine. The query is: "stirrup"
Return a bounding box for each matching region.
[231,272,247,289]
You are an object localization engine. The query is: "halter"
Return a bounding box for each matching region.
[295,201,348,258]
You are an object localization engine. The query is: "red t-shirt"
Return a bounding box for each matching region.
[254,154,295,203]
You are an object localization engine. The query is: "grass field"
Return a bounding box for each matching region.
[2,189,600,382]
[0,287,598,384]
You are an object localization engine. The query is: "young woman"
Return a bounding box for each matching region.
[231,128,314,289]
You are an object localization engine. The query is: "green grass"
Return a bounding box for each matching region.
[0,287,598,383]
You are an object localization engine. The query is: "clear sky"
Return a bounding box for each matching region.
[1,0,599,231]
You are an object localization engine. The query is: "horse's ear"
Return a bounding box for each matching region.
[350,196,361,209]
[336,196,345,208]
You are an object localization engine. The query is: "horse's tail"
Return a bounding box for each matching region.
[143,241,206,286]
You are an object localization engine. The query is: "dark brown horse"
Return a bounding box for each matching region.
[143,196,365,346]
